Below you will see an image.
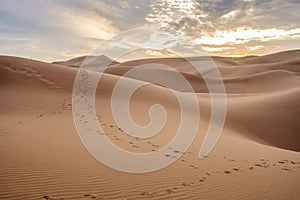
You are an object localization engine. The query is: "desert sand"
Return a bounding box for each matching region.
[0,50,300,199]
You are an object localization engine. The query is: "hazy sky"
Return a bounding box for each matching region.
[0,0,299,61]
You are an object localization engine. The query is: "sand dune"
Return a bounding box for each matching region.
[53,55,119,71]
[0,50,299,199]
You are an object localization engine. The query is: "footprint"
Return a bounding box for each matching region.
[224,170,231,174]
[4,66,16,72]
[43,196,64,200]
[165,189,174,194]
[254,163,264,167]
[189,164,198,169]
[182,183,191,187]
[39,78,54,85]
[140,191,153,197]
[282,167,292,171]
[83,194,100,199]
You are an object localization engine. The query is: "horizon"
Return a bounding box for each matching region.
[0,0,299,62]
[1,48,299,63]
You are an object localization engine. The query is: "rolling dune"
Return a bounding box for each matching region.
[0,50,299,199]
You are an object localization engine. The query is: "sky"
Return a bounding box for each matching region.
[0,0,300,61]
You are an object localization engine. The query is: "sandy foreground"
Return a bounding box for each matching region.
[0,50,300,199]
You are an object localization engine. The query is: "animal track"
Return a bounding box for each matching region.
[189,164,198,169]
[2,64,65,92]
[140,191,154,197]
[83,194,102,199]
[165,189,175,193]
[0,96,74,136]
[42,195,64,200]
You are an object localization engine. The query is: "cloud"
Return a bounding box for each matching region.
[0,0,128,61]
[221,10,239,20]
[0,0,299,60]
[145,0,300,56]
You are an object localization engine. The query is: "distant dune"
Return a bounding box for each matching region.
[53,55,119,70]
[0,50,299,200]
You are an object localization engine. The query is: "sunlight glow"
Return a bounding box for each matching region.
[66,12,118,41]
[195,28,300,45]
[221,10,238,19]
[247,45,264,51]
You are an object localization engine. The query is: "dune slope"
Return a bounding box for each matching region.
[0,51,299,200]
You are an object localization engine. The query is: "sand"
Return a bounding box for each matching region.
[0,50,299,199]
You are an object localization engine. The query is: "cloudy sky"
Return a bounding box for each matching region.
[0,0,299,61]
